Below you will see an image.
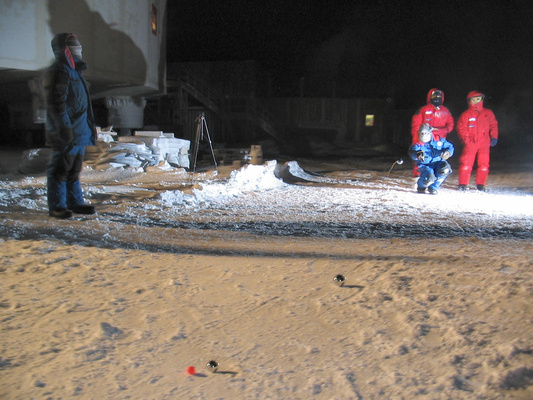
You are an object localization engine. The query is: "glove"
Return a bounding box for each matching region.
[441,150,451,160]
[416,151,425,161]
[491,138,498,147]
[59,127,73,144]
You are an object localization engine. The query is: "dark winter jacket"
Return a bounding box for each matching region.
[45,33,96,149]
[411,88,454,144]
[409,137,455,167]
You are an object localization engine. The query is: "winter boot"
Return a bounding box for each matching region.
[458,184,467,191]
[477,184,486,192]
[70,204,96,214]
[49,208,73,219]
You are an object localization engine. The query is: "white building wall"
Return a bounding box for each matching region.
[0,0,166,96]
[0,0,52,71]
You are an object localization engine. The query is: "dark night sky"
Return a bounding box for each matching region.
[167,1,533,113]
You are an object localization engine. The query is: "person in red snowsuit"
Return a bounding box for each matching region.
[456,91,499,191]
[411,89,454,177]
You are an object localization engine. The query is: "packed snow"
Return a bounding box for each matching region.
[3,149,531,240]
[0,147,532,399]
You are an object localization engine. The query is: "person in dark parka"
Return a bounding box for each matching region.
[45,33,96,219]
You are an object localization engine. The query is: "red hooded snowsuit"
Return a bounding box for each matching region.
[410,88,454,176]
[457,91,499,186]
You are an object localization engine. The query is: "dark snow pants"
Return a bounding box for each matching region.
[47,145,86,211]
[417,161,452,191]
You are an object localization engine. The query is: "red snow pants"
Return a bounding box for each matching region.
[458,140,491,186]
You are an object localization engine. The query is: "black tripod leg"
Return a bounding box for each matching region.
[192,117,202,173]
[202,118,218,171]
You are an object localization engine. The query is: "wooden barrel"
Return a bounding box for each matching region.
[249,145,263,165]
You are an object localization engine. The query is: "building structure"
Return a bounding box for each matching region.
[0,1,405,157]
[166,62,401,156]
[0,0,167,145]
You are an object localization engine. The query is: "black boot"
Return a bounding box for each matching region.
[70,204,96,214]
[49,208,73,219]
[428,186,438,195]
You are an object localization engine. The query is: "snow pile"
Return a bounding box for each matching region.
[285,160,336,182]
[160,160,285,208]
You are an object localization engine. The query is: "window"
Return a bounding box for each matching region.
[365,114,375,127]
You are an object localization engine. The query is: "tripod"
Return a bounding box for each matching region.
[191,112,218,175]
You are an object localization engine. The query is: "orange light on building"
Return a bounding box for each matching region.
[151,4,158,35]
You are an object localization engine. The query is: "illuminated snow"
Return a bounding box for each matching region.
[1,159,531,239]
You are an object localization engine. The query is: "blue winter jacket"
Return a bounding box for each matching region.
[45,33,96,149]
[409,137,455,167]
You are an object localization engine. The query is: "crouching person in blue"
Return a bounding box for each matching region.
[45,33,96,219]
[409,123,454,195]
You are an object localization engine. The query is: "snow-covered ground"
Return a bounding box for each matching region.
[2,147,532,243]
[1,146,532,399]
